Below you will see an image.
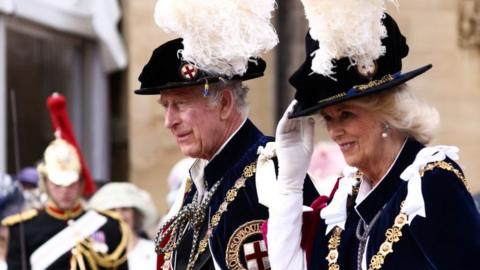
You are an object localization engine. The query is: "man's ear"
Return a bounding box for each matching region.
[219,90,235,120]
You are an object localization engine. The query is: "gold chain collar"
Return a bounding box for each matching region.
[326,161,467,270]
[161,162,256,270]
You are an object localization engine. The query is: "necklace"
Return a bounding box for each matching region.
[154,180,221,263]
[326,207,405,270]
[355,209,383,270]
[325,160,468,270]
[155,161,257,270]
[186,162,256,270]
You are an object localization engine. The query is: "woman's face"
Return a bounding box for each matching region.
[114,207,135,232]
[320,102,384,171]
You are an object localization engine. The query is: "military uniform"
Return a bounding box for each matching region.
[158,119,318,270]
[3,94,129,270]
[2,201,129,270]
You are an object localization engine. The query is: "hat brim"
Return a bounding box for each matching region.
[288,64,432,119]
[134,72,264,95]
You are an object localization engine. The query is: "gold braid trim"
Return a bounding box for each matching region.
[419,160,469,191]
[70,247,77,270]
[325,161,468,270]
[326,227,342,270]
[1,209,38,226]
[161,252,173,270]
[80,246,98,270]
[367,208,408,270]
[368,160,469,270]
[87,218,130,268]
[325,175,360,270]
[71,215,129,269]
[70,242,99,270]
[71,244,90,270]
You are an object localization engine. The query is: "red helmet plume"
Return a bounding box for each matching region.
[46,93,96,197]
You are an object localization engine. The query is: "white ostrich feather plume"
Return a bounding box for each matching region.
[154,0,278,77]
[301,0,399,77]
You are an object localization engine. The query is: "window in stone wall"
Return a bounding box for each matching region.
[4,22,86,174]
[0,17,110,180]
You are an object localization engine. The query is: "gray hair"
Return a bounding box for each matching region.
[349,84,439,144]
[205,79,250,117]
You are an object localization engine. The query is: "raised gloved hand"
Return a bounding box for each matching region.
[275,100,315,194]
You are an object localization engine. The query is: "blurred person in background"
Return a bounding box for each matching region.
[16,166,46,210]
[157,157,195,226]
[0,174,24,219]
[0,174,24,270]
[2,93,129,270]
[308,141,346,196]
[1,167,46,269]
[166,157,195,208]
[89,182,158,269]
[3,138,129,270]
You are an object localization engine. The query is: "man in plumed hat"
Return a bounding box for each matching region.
[136,1,319,269]
[2,94,129,270]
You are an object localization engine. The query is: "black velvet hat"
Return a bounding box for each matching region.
[288,14,432,118]
[135,38,266,95]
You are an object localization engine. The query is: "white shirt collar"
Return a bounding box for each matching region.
[188,117,247,200]
[354,138,408,206]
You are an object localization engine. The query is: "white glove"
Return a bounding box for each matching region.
[275,100,315,194]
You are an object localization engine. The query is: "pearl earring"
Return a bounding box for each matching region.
[381,123,390,139]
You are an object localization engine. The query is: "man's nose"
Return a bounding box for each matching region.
[164,106,178,129]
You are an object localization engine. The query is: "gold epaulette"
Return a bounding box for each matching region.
[420,160,469,191]
[1,209,38,226]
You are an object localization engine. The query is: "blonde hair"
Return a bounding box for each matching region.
[350,84,439,144]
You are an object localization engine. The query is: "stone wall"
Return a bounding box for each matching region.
[389,1,480,192]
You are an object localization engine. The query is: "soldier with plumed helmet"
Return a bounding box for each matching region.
[2,93,129,270]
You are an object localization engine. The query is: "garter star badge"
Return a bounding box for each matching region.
[225,220,270,270]
[179,63,199,80]
[356,61,378,79]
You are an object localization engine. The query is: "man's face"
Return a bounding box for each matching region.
[45,179,82,210]
[159,86,227,160]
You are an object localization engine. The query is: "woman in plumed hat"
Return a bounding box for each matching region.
[267,1,480,269]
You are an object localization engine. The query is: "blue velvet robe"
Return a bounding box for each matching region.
[308,138,480,270]
[173,119,319,270]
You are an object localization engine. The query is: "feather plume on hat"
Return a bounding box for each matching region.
[45,93,96,197]
[154,0,278,78]
[301,0,398,78]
